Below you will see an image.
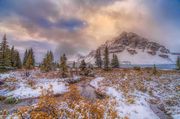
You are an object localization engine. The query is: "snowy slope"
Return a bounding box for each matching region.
[112,49,174,65]
[106,87,159,119]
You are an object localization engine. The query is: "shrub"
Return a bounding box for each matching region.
[4,97,18,104]
[126,96,135,104]
[135,80,147,92]
[15,85,119,119]
[133,66,141,71]
[0,95,6,101]
[146,77,152,81]
[27,80,36,88]
[17,86,59,119]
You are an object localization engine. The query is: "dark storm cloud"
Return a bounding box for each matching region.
[0,0,85,30]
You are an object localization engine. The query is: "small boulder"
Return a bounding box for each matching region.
[0,81,4,85]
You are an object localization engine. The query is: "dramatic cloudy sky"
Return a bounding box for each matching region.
[0,0,180,62]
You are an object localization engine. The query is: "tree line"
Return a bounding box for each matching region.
[0,34,180,72]
[95,46,120,71]
[0,34,22,69]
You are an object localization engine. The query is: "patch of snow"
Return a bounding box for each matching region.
[90,77,104,88]
[106,87,159,119]
[6,82,68,99]
[72,76,81,81]
[172,114,180,119]
[0,73,11,80]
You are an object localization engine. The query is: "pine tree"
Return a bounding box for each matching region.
[60,54,68,78]
[1,34,11,67]
[10,46,16,67]
[103,46,109,71]
[176,56,180,70]
[95,49,102,68]
[79,60,86,71]
[111,54,119,68]
[72,61,76,68]
[0,34,22,70]
[4,48,11,67]
[1,34,8,54]
[14,50,22,69]
[23,49,28,66]
[41,51,54,72]
[153,64,157,75]
[25,48,35,69]
[29,48,35,66]
[0,43,3,68]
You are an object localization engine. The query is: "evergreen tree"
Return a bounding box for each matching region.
[176,56,180,70]
[23,49,28,66]
[1,34,11,67]
[111,54,119,68]
[4,48,11,67]
[29,48,35,66]
[25,48,35,69]
[103,46,109,71]
[14,51,22,69]
[153,64,157,75]
[95,49,102,68]
[41,51,54,72]
[0,43,3,68]
[60,54,68,78]
[1,34,8,54]
[79,60,86,71]
[72,61,76,68]
[10,46,16,67]
[0,34,22,69]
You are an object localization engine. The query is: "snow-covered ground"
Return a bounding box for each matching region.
[0,71,68,99]
[90,73,180,119]
[106,87,159,119]
[6,82,67,99]
[0,70,179,119]
[90,77,104,88]
[90,77,158,119]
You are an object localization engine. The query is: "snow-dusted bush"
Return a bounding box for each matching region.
[4,97,19,104]
[15,85,119,119]
[0,95,6,101]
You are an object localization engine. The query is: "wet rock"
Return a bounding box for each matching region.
[127,48,137,55]
[137,40,148,50]
[147,51,156,55]
[164,99,178,106]
[160,47,170,54]
[149,99,160,104]
[0,81,4,85]
[109,45,125,53]
[150,104,172,119]
[159,54,169,58]
[95,89,107,99]
[147,42,161,51]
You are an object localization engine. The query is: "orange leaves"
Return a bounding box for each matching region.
[15,85,119,119]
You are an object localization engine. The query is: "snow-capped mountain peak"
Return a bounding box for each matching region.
[77,32,175,65]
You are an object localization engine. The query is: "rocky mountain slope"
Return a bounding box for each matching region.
[78,32,174,65]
